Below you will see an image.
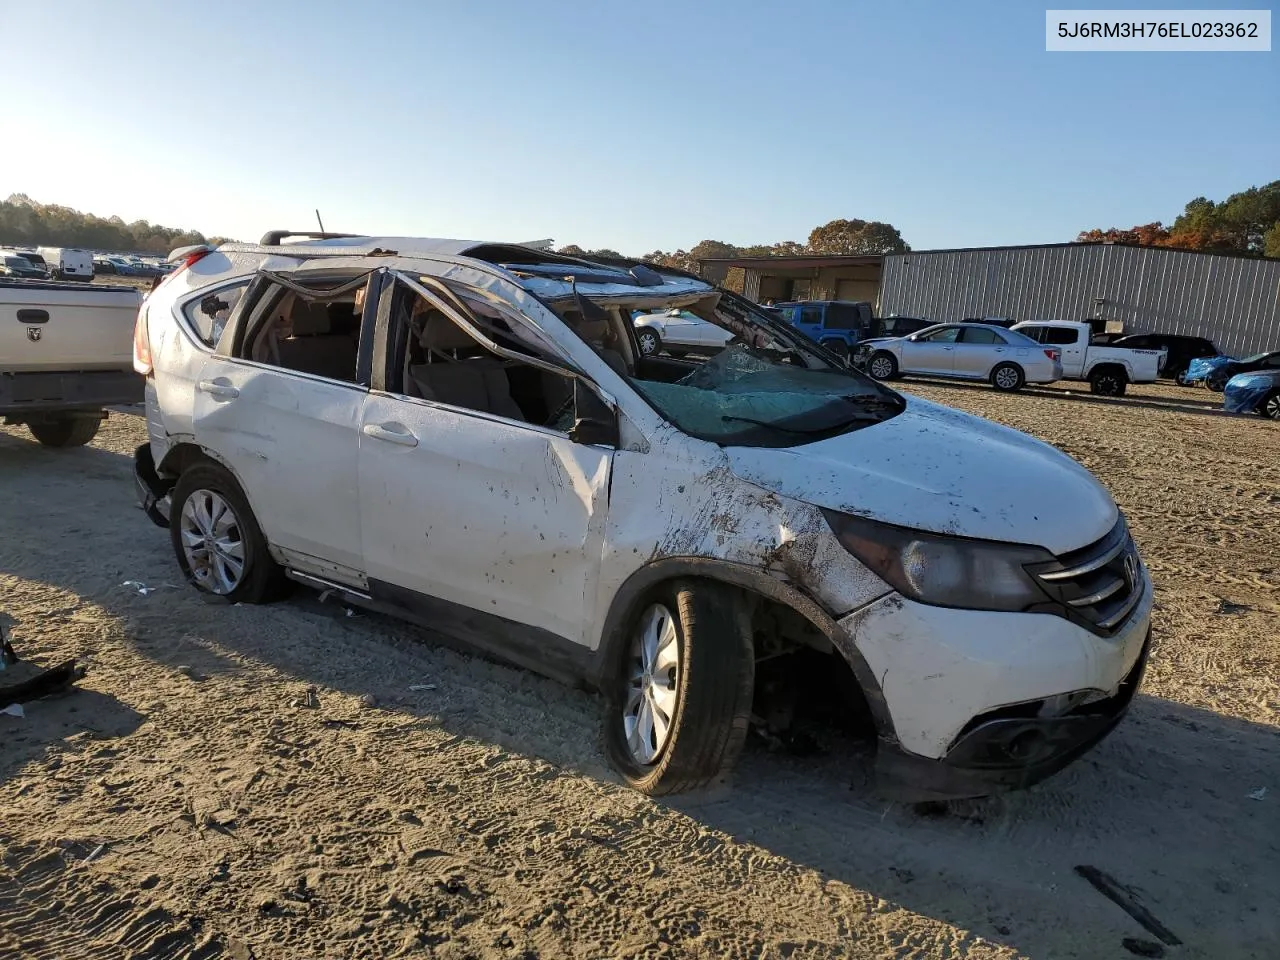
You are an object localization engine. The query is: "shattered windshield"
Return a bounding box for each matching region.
[633,343,903,448]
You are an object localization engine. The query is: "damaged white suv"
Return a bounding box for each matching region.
[133,232,1153,800]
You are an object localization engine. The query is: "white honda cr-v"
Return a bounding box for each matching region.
[132,232,1152,800]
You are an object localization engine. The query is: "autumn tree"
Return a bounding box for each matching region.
[807,218,910,255]
[1077,181,1280,257]
[1076,222,1172,246]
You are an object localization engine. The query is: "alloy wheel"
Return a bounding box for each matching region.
[638,330,659,355]
[622,603,681,765]
[869,356,894,379]
[1265,393,1280,420]
[179,489,245,594]
[994,366,1020,390]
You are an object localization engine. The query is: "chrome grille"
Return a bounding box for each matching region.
[1026,519,1144,635]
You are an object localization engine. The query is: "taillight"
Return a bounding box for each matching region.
[1044,349,1060,361]
[133,307,152,375]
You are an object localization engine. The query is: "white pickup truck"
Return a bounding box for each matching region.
[1011,321,1164,396]
[1,278,143,446]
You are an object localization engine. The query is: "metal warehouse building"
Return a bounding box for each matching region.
[706,243,1280,356]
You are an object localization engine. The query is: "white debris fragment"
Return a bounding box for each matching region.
[409,684,437,692]
[121,580,156,596]
[1248,787,1267,801]
[1,703,24,718]
[82,843,107,865]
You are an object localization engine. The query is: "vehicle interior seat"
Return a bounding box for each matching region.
[408,313,524,420]
[275,299,359,382]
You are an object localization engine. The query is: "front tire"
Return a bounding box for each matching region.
[990,362,1025,392]
[604,580,754,795]
[868,351,898,380]
[636,327,662,357]
[169,463,287,603]
[27,416,101,448]
[1204,371,1229,392]
[1262,390,1280,420]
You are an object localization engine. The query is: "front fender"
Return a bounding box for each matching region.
[590,556,895,742]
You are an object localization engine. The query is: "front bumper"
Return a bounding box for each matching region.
[876,626,1151,801]
[837,570,1154,800]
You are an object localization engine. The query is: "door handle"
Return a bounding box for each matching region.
[943,346,955,351]
[362,423,418,447]
[197,379,239,400]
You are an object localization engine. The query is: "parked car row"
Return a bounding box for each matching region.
[631,301,933,361]
[848,320,1164,395]
[1184,350,1280,391]
[0,246,175,281]
[0,247,94,281]
[92,254,175,278]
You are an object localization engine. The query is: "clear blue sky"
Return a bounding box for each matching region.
[1,1,1275,253]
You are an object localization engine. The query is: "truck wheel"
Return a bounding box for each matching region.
[169,463,288,603]
[990,362,1025,392]
[1090,368,1127,397]
[868,352,898,380]
[26,416,101,448]
[603,580,754,795]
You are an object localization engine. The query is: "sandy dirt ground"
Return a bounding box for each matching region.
[1,380,1277,960]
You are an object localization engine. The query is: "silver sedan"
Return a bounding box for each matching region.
[856,323,1062,392]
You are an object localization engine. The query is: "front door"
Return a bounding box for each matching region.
[357,273,613,649]
[903,325,961,374]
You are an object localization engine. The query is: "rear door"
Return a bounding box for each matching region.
[192,268,382,585]
[952,324,1004,377]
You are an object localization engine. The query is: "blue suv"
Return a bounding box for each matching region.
[771,301,933,356]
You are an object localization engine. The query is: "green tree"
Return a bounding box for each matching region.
[0,194,225,253]
[1264,222,1280,259]
[806,218,910,255]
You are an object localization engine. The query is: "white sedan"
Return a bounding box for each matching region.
[632,308,733,357]
[857,322,1062,392]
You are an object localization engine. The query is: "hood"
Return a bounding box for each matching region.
[725,395,1117,555]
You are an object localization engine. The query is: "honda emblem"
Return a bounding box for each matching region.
[1122,551,1138,591]
[26,326,41,342]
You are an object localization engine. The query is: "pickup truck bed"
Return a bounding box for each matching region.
[1,278,143,446]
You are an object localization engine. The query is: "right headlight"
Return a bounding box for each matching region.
[822,510,1054,612]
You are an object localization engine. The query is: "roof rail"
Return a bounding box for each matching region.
[258,230,363,246]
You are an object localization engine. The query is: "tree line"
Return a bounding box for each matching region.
[1077,180,1280,258]
[558,218,911,271]
[0,194,231,255]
